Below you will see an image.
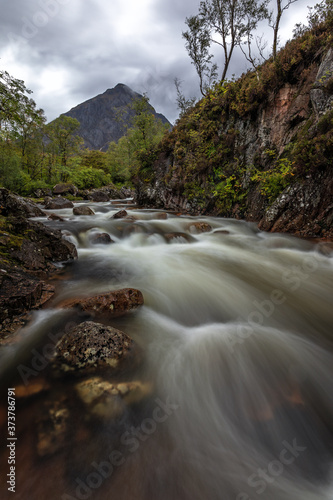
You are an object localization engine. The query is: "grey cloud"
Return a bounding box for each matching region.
[1,0,317,126]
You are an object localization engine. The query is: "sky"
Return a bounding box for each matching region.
[0,0,319,125]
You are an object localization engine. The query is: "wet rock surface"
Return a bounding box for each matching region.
[73,205,95,216]
[0,268,54,327]
[44,197,74,210]
[53,183,78,196]
[58,288,144,318]
[90,232,114,245]
[0,188,45,218]
[188,221,212,234]
[52,321,139,376]
[0,191,77,335]
[75,377,153,419]
[112,209,128,219]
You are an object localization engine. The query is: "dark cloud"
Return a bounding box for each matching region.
[1,0,316,125]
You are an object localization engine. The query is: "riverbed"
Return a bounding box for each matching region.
[0,198,332,500]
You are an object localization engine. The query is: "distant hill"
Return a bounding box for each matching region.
[62,83,171,152]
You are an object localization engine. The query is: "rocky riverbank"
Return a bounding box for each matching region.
[0,184,135,337]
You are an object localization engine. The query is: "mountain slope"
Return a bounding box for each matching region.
[63,83,171,151]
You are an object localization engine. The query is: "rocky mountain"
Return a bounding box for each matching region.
[63,83,171,152]
[134,20,333,239]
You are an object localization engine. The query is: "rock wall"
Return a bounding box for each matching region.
[135,41,333,238]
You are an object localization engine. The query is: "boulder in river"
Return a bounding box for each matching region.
[88,189,110,202]
[90,232,114,245]
[73,206,95,216]
[58,288,144,318]
[44,197,74,210]
[112,209,128,219]
[53,183,78,196]
[52,321,139,376]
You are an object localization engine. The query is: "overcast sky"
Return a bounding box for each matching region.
[1,0,318,124]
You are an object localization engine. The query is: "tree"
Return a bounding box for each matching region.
[45,115,82,180]
[174,78,197,118]
[182,15,218,96]
[0,69,47,191]
[107,95,169,182]
[269,0,299,60]
[198,0,269,82]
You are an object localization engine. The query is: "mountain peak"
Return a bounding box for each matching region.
[63,84,171,151]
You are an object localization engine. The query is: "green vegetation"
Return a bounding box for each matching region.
[136,3,333,216]
[107,94,169,184]
[0,71,167,195]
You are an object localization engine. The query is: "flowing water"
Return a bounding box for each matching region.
[1,199,333,500]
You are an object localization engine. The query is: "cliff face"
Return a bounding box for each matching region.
[135,25,333,238]
[63,84,171,152]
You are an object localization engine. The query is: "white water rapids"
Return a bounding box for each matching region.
[1,199,333,500]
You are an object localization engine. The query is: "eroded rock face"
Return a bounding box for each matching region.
[58,288,144,318]
[73,206,95,216]
[258,171,333,238]
[52,321,139,375]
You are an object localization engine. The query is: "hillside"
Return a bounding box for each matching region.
[63,83,171,151]
[134,19,333,239]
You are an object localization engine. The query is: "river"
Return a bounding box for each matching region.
[0,198,333,500]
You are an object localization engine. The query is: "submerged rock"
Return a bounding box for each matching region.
[73,205,95,216]
[75,377,153,419]
[188,221,212,234]
[164,232,196,243]
[36,398,70,457]
[58,288,144,318]
[90,232,114,245]
[52,321,139,376]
